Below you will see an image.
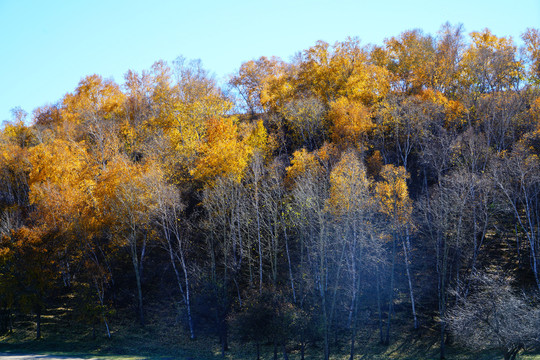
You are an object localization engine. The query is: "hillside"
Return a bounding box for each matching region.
[1,24,540,360]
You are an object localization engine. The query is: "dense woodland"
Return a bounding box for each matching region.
[1,24,540,360]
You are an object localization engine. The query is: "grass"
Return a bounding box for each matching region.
[2,304,540,360]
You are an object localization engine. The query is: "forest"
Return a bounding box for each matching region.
[1,23,540,360]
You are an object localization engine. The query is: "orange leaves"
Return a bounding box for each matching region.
[191,117,253,184]
[0,142,30,208]
[27,139,94,233]
[2,111,35,148]
[259,62,296,113]
[328,97,373,148]
[418,89,467,128]
[62,74,125,125]
[93,155,162,243]
[286,148,322,184]
[531,97,540,123]
[286,143,339,186]
[298,38,390,106]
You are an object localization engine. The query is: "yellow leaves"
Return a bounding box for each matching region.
[459,29,523,93]
[286,143,338,185]
[384,29,436,93]
[531,97,540,123]
[29,140,85,187]
[147,59,234,175]
[328,97,373,148]
[260,64,296,113]
[259,38,390,115]
[419,89,467,128]
[28,139,91,203]
[244,119,269,153]
[62,75,125,125]
[327,150,371,216]
[2,119,35,148]
[230,56,284,114]
[345,63,390,104]
[93,155,162,237]
[375,164,412,227]
[298,38,390,106]
[282,97,327,150]
[26,139,97,237]
[191,117,253,185]
[286,148,322,184]
[522,28,540,85]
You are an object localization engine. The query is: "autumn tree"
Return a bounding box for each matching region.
[384,29,435,94]
[327,149,380,359]
[375,164,416,341]
[459,29,522,97]
[229,56,284,116]
[522,28,540,85]
[287,144,342,360]
[152,178,195,338]
[94,156,159,326]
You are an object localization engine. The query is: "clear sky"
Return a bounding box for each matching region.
[1,0,539,123]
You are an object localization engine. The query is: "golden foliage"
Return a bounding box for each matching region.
[375,164,412,227]
[459,29,522,93]
[191,117,253,184]
[328,97,373,148]
[327,149,371,216]
[62,74,125,124]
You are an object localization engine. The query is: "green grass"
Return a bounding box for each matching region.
[2,308,540,360]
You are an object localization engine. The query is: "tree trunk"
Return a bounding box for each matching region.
[323,297,330,360]
[504,346,521,360]
[9,311,13,333]
[376,267,384,344]
[181,253,195,339]
[284,228,296,303]
[385,235,397,345]
[220,319,229,355]
[349,277,360,360]
[439,320,445,359]
[300,329,306,360]
[103,315,111,339]
[36,308,41,340]
[349,323,357,360]
[133,258,144,326]
[401,233,418,329]
[282,342,289,360]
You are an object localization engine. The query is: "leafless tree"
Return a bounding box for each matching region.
[448,272,540,360]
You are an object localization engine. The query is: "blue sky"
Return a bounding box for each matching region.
[1,0,539,124]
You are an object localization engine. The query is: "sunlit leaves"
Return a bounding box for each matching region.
[28,139,94,231]
[459,29,523,94]
[327,149,371,217]
[328,97,373,148]
[62,75,125,125]
[191,117,253,184]
[385,29,436,94]
[230,56,284,115]
[522,28,540,85]
[375,164,412,227]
